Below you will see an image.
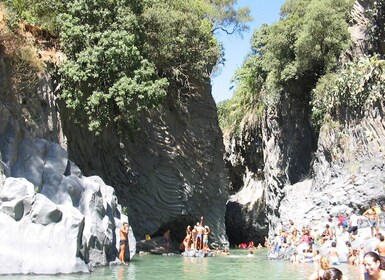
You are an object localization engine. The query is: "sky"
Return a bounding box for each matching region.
[211,0,286,103]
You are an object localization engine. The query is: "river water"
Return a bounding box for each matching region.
[5,249,360,280]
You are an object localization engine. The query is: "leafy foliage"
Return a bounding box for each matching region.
[218,0,355,133]
[206,0,252,35]
[142,0,220,88]
[58,0,168,133]
[312,56,385,127]
[4,0,251,135]
[365,0,385,56]
[4,0,65,33]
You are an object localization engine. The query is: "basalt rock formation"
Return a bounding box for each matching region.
[0,103,136,274]
[224,0,385,243]
[0,21,136,272]
[61,84,229,245]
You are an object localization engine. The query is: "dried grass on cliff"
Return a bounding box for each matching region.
[0,4,44,102]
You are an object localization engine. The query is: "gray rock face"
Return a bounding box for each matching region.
[0,104,136,274]
[223,115,267,245]
[223,91,317,243]
[61,84,229,245]
[223,0,385,241]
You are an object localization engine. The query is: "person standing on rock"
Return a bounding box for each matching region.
[119,222,129,264]
[203,226,210,253]
[364,203,379,237]
[183,225,192,251]
[196,216,205,250]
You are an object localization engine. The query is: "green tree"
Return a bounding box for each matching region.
[4,0,65,33]
[4,0,251,134]
[312,56,385,127]
[218,0,355,133]
[58,0,168,133]
[205,0,252,35]
[142,0,251,88]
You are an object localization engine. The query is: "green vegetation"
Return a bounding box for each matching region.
[58,0,168,133]
[365,0,385,55]
[312,56,385,126]
[218,0,355,134]
[3,0,251,134]
[4,0,65,32]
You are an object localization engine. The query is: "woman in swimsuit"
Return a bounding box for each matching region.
[361,251,385,280]
[203,226,210,253]
[183,225,192,251]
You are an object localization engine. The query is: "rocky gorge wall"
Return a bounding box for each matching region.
[61,83,229,244]
[0,25,136,273]
[223,0,385,243]
[0,4,229,259]
[0,102,136,274]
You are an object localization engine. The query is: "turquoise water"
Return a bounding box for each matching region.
[4,249,360,279]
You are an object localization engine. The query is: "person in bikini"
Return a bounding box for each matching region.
[119,222,129,264]
[183,225,192,251]
[203,226,210,253]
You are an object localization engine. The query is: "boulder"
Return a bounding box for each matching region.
[0,103,136,274]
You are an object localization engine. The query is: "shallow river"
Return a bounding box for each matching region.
[6,249,361,280]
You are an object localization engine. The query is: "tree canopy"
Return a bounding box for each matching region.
[4,0,251,134]
[218,0,355,133]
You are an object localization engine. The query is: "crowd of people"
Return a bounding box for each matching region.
[264,202,385,279]
[119,201,385,279]
[182,216,212,254]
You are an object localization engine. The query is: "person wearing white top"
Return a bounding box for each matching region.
[347,209,359,239]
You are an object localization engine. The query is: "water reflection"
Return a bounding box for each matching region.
[183,255,209,278]
[115,262,136,280]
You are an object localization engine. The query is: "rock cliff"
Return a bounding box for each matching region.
[0,4,229,265]
[0,21,135,273]
[0,103,136,274]
[61,84,229,244]
[223,0,385,243]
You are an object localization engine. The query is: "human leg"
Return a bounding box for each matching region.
[119,243,126,264]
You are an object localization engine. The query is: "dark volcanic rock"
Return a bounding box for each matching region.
[223,0,385,241]
[61,83,229,245]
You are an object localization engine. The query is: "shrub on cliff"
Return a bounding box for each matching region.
[312,56,385,126]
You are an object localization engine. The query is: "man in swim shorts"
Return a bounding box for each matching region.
[364,203,379,237]
[119,222,129,264]
[196,216,205,250]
